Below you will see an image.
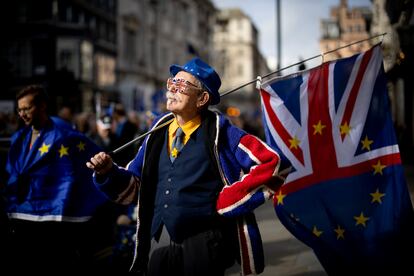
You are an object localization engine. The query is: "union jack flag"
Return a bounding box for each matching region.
[260,44,414,274]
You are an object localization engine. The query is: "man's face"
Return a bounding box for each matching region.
[166,71,205,116]
[17,94,40,126]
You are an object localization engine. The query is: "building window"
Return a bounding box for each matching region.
[59,49,73,70]
[81,41,93,82]
[217,19,228,32]
[124,28,136,61]
[89,16,96,30]
[79,11,85,25]
[238,19,243,30]
[66,6,72,22]
[109,26,116,44]
[99,21,106,39]
[238,64,243,76]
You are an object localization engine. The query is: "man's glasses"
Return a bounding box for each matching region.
[166,78,202,95]
[17,105,34,115]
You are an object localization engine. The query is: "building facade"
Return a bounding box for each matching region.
[116,0,217,113]
[371,0,414,162]
[320,0,372,61]
[0,0,271,132]
[0,0,118,114]
[213,8,269,120]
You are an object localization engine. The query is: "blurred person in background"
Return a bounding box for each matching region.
[74,111,94,135]
[112,103,138,166]
[4,84,110,273]
[58,106,75,126]
[51,106,75,130]
[127,110,142,135]
[92,114,118,151]
[143,110,158,132]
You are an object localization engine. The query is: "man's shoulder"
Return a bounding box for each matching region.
[10,126,29,144]
[50,122,100,149]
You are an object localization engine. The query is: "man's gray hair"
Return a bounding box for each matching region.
[193,78,207,92]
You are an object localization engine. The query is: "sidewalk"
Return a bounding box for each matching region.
[225,164,414,276]
[225,201,326,276]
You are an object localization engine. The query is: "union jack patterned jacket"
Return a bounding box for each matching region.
[94,110,283,275]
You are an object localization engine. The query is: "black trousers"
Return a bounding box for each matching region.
[147,228,235,276]
[7,219,84,273]
[7,218,114,274]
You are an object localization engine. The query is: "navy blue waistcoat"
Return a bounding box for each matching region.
[151,126,223,243]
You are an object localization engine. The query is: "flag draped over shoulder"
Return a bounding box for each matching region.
[6,120,107,222]
[260,44,414,275]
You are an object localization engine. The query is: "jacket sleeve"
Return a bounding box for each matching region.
[93,165,141,205]
[93,113,172,205]
[216,134,285,217]
[92,136,147,205]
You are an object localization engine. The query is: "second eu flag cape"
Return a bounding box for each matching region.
[6,119,107,222]
[260,44,414,275]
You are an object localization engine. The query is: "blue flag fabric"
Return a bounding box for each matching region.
[260,44,414,274]
[6,119,107,222]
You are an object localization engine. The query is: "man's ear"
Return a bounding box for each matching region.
[197,91,210,108]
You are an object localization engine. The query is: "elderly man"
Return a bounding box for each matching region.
[87,58,285,275]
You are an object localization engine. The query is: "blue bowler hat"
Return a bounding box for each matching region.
[170,57,221,105]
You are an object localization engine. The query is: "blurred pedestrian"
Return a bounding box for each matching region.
[92,115,118,151]
[58,106,75,126]
[5,84,108,273]
[87,57,286,275]
[143,110,158,132]
[112,103,138,166]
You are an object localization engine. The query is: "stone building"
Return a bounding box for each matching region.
[116,0,217,113]
[0,0,117,114]
[213,8,269,121]
[320,0,372,61]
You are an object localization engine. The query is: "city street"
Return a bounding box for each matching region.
[225,164,414,276]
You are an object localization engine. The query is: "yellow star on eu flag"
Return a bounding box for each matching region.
[312,226,323,237]
[77,141,86,151]
[340,121,351,136]
[313,120,326,135]
[360,135,373,151]
[276,190,286,205]
[372,160,386,175]
[58,144,69,158]
[38,143,51,156]
[370,189,385,204]
[334,225,345,240]
[288,136,300,150]
[354,212,370,227]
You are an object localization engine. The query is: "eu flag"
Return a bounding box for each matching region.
[6,119,107,222]
[260,44,414,274]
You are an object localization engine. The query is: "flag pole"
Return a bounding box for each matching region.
[110,118,174,155]
[110,33,386,155]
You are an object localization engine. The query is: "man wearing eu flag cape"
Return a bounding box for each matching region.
[260,44,414,275]
[4,85,109,273]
